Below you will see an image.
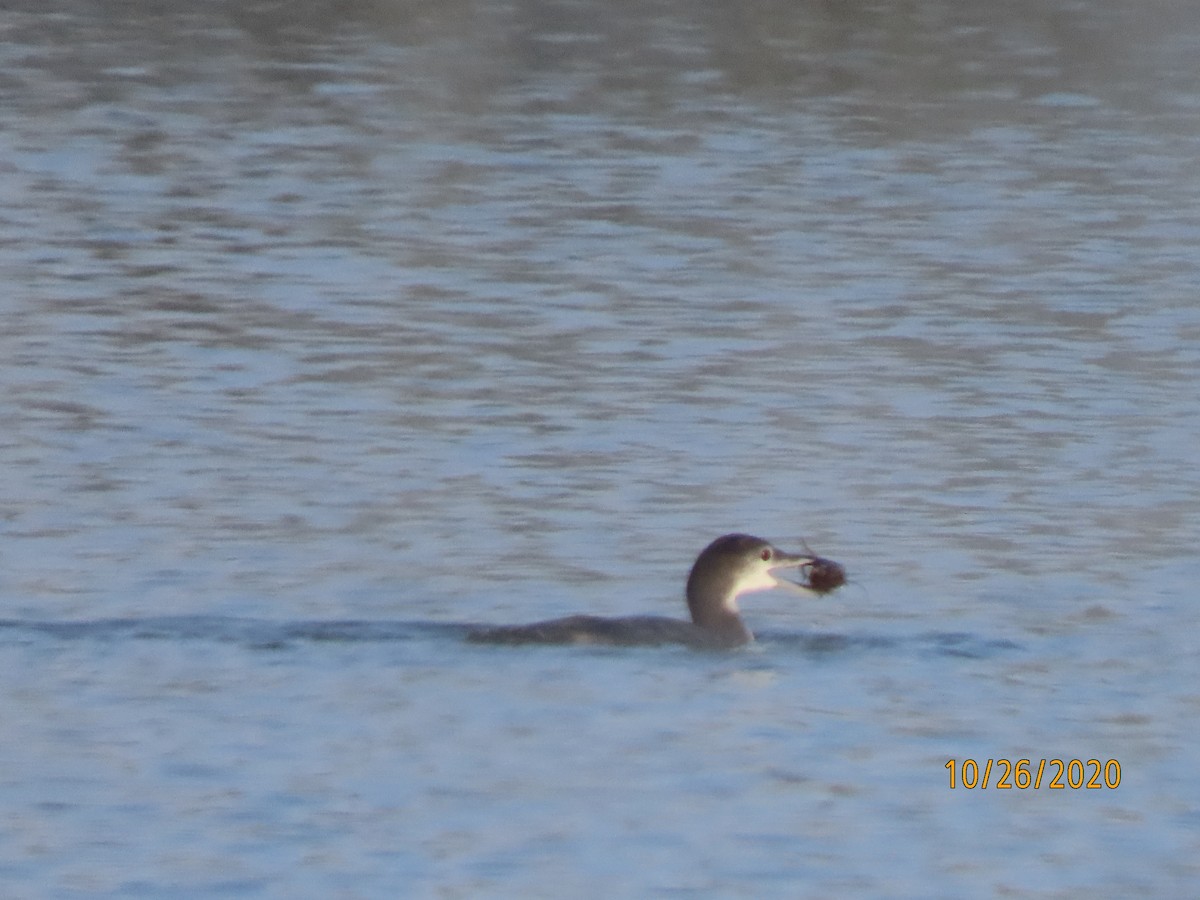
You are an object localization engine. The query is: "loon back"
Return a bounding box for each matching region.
[466,615,740,649]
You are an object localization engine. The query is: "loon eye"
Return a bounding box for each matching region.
[760,548,772,561]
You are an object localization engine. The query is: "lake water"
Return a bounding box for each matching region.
[2,0,1199,896]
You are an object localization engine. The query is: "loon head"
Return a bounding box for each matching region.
[685,533,820,643]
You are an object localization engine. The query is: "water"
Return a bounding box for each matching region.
[2,0,1199,895]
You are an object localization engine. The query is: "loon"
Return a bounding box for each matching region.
[467,533,845,649]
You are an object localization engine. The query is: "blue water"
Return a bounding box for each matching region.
[3,0,1199,896]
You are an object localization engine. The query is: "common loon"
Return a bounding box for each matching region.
[467,533,845,649]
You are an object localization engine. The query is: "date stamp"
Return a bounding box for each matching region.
[946,758,1121,790]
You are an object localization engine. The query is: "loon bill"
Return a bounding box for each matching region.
[467,533,846,649]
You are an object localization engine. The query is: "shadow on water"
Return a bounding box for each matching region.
[758,629,1022,660]
[0,617,1021,659]
[0,616,462,650]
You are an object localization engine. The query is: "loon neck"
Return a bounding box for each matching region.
[686,585,753,645]
[686,544,759,646]
[693,605,753,645]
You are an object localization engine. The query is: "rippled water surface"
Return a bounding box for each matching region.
[3,0,1199,896]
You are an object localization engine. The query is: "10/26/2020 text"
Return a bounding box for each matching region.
[946,759,1121,790]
